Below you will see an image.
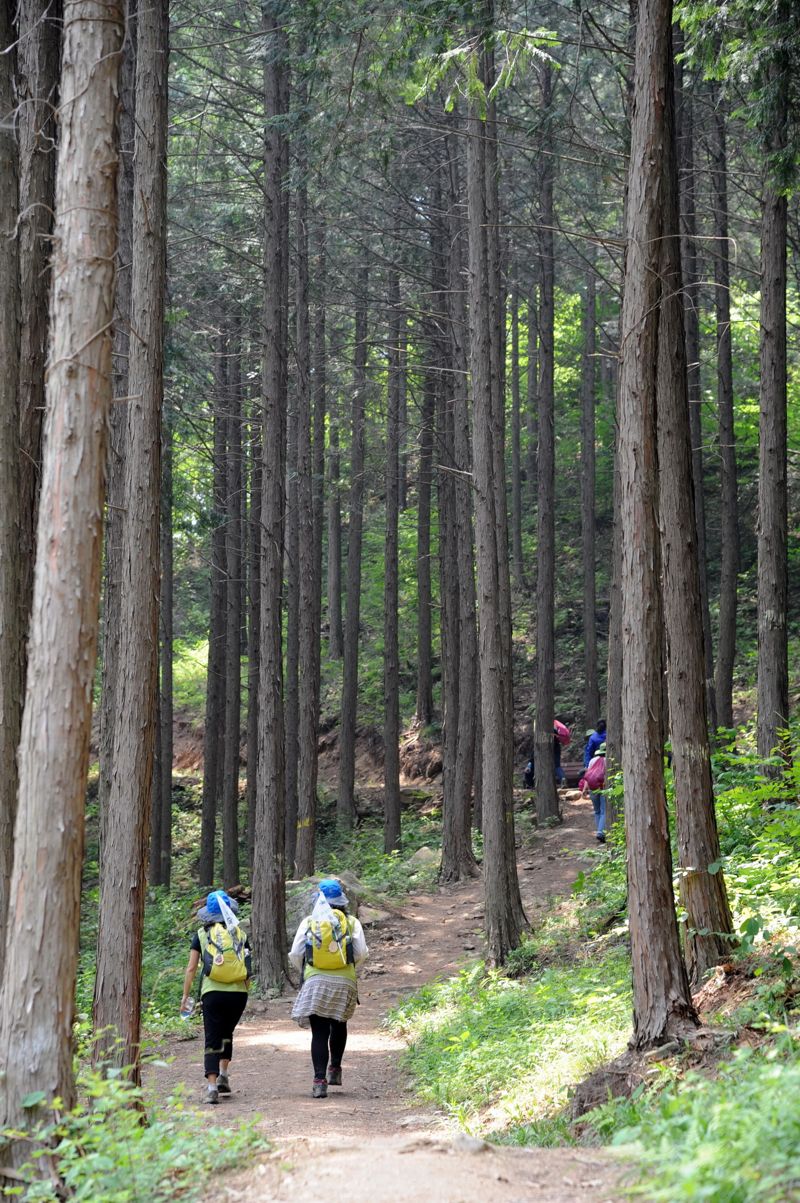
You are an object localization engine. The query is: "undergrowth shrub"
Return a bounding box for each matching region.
[585,1039,800,1203]
[388,948,631,1136]
[2,1069,267,1202]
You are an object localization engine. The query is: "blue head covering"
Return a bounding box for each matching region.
[197,890,239,924]
[318,877,348,907]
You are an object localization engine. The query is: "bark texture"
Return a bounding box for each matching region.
[535,62,559,824]
[17,0,61,636]
[0,0,123,1138]
[252,0,289,993]
[0,0,21,974]
[657,39,734,985]
[337,264,369,829]
[756,35,790,775]
[467,10,525,963]
[93,0,167,1075]
[384,267,402,854]
[618,0,698,1049]
[580,267,599,730]
[709,88,738,731]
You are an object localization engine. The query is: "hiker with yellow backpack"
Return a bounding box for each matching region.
[289,878,368,1098]
[180,890,252,1104]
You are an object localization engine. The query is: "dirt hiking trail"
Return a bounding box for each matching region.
[146,793,628,1202]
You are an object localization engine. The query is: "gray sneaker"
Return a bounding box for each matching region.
[312,1079,328,1099]
[327,1066,342,1086]
[205,1086,219,1105]
[217,1074,231,1094]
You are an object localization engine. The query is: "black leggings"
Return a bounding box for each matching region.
[308,1014,348,1079]
[202,990,248,1077]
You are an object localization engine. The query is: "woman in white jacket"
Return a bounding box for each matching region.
[289,877,368,1098]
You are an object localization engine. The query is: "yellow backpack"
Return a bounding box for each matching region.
[200,922,250,984]
[304,908,354,970]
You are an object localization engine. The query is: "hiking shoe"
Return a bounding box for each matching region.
[596,832,606,844]
[205,1087,219,1105]
[312,1079,328,1099]
[327,1066,342,1086]
[217,1074,231,1094]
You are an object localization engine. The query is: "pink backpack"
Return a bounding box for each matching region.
[583,754,606,791]
[554,720,571,747]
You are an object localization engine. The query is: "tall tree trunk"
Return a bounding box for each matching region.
[525,288,538,515]
[337,264,369,829]
[384,266,402,854]
[252,1,289,992]
[709,87,738,732]
[658,34,734,986]
[467,9,525,963]
[606,377,623,776]
[222,329,242,887]
[0,0,123,1142]
[0,0,21,973]
[580,266,600,730]
[398,323,409,512]
[619,0,698,1048]
[295,166,321,877]
[246,411,262,869]
[284,366,300,868]
[327,348,344,660]
[99,1,135,824]
[17,0,61,639]
[756,21,790,776]
[93,0,167,1076]
[535,61,559,824]
[199,345,228,886]
[440,123,479,883]
[675,47,717,735]
[159,414,174,887]
[510,291,525,590]
[415,354,435,726]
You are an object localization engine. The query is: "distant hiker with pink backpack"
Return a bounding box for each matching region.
[580,743,607,843]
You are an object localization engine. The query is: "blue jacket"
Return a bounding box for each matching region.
[584,729,605,767]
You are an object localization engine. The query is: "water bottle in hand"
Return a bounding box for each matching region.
[180,998,195,1020]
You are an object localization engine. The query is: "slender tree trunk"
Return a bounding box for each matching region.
[252,1,289,992]
[99,1,135,824]
[415,355,435,726]
[246,411,262,869]
[0,0,123,1143]
[510,291,525,590]
[658,36,734,985]
[709,87,738,732]
[580,266,600,730]
[199,345,228,886]
[398,324,409,511]
[0,0,21,973]
[327,349,344,660]
[284,365,300,868]
[756,23,790,776]
[295,166,321,877]
[467,10,525,963]
[606,370,623,777]
[222,329,242,887]
[675,49,716,735]
[93,0,167,1076]
[535,62,559,824]
[337,264,369,829]
[619,0,698,1048]
[159,415,174,887]
[17,0,61,638]
[384,266,402,854]
[525,288,538,515]
[440,123,479,883]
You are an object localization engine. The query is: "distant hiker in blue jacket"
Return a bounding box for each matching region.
[583,719,606,768]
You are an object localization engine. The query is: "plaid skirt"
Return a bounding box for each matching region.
[291,973,358,1026]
